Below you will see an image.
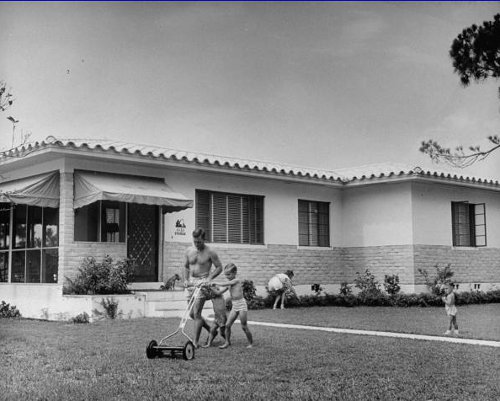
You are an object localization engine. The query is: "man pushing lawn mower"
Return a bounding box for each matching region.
[183,228,224,348]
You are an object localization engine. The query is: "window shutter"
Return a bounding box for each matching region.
[318,202,330,247]
[309,202,319,246]
[212,192,227,243]
[298,200,309,246]
[195,190,264,245]
[451,201,471,246]
[242,197,250,244]
[474,203,487,247]
[195,190,211,241]
[228,195,242,244]
[298,200,329,247]
[251,196,264,244]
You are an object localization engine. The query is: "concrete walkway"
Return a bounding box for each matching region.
[247,320,500,348]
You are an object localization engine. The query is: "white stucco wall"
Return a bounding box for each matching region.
[341,182,413,247]
[162,169,343,247]
[412,181,500,247]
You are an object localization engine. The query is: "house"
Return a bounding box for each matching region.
[1,136,499,320]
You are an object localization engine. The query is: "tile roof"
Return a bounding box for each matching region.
[1,136,499,187]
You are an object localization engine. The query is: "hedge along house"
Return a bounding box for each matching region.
[1,136,500,320]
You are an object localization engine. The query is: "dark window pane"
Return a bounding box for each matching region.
[74,202,99,241]
[27,207,43,248]
[452,202,472,246]
[0,252,8,282]
[26,250,41,283]
[0,203,10,249]
[12,250,25,282]
[101,201,126,243]
[13,205,27,249]
[298,200,330,247]
[44,208,59,247]
[42,249,58,283]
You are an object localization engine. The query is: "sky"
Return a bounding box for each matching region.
[0,2,499,179]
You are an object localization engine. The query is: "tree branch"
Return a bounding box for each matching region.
[420,137,500,168]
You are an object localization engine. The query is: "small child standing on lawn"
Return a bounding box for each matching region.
[442,283,459,335]
[201,284,228,347]
[213,263,253,349]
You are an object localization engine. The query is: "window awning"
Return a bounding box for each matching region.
[0,171,60,208]
[74,171,193,212]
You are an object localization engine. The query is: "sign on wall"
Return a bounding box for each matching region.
[174,219,186,236]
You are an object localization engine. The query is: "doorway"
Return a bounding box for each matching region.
[127,204,159,282]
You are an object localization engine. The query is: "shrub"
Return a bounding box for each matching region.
[226,280,268,310]
[247,296,266,310]
[71,312,90,324]
[0,301,21,318]
[289,289,500,308]
[384,274,401,295]
[418,263,454,296]
[339,282,352,296]
[64,256,136,295]
[354,269,382,296]
[242,280,257,302]
[101,298,119,319]
[311,284,324,295]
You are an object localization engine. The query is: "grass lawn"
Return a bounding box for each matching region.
[249,304,500,341]
[2,305,499,401]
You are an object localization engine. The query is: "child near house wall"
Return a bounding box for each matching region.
[442,283,459,336]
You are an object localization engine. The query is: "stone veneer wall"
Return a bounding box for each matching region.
[163,242,418,287]
[163,242,345,286]
[164,242,500,290]
[63,242,128,282]
[413,244,500,285]
[341,245,416,286]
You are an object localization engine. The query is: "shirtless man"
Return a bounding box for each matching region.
[184,228,223,348]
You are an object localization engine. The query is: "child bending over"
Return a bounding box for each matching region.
[213,263,253,349]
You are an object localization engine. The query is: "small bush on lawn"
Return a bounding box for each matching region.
[339,281,353,295]
[242,280,257,302]
[101,298,119,319]
[71,312,90,324]
[418,263,454,296]
[63,256,136,295]
[384,274,401,295]
[311,283,324,295]
[0,301,21,318]
[354,269,383,297]
[274,289,500,309]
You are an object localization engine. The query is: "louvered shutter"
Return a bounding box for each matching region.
[195,190,211,241]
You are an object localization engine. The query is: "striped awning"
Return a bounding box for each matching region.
[0,171,59,208]
[73,171,193,212]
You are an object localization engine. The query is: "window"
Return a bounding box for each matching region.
[298,200,330,247]
[0,203,10,282]
[0,203,59,283]
[74,201,126,242]
[196,190,264,244]
[451,201,486,247]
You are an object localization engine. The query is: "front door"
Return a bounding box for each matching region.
[127,204,159,282]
